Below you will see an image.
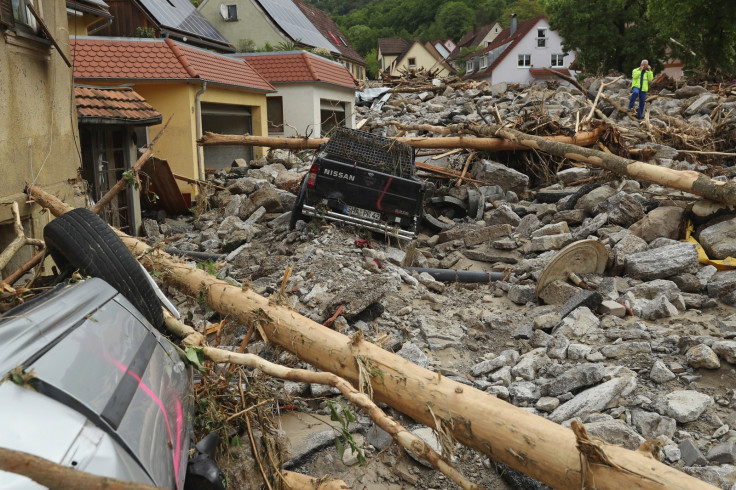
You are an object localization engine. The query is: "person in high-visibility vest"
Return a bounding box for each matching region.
[629,59,654,119]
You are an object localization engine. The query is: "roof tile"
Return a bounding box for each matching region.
[239,52,357,90]
[75,86,162,122]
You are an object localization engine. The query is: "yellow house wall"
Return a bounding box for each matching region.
[390,43,450,77]
[200,88,268,160]
[0,0,84,275]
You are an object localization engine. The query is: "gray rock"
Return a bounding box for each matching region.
[546,334,570,359]
[323,275,392,321]
[576,186,616,215]
[473,159,529,193]
[419,315,465,351]
[584,419,645,450]
[567,343,592,360]
[529,329,552,348]
[538,280,580,306]
[629,206,685,243]
[397,342,430,369]
[549,375,637,423]
[675,85,708,98]
[650,360,676,383]
[487,385,510,400]
[631,409,676,438]
[485,205,521,227]
[682,464,736,489]
[515,214,540,238]
[625,243,699,280]
[490,365,513,385]
[463,224,514,247]
[595,192,645,227]
[707,439,736,464]
[684,92,718,115]
[572,212,609,241]
[512,323,533,339]
[712,340,736,364]
[542,363,605,397]
[142,218,163,242]
[531,222,570,238]
[663,445,681,463]
[509,381,542,404]
[471,350,520,376]
[600,342,651,359]
[366,423,392,451]
[699,218,736,260]
[708,270,736,304]
[679,438,708,466]
[556,167,590,184]
[626,279,681,301]
[511,348,550,381]
[640,294,680,320]
[533,311,562,330]
[508,284,536,305]
[662,390,713,423]
[551,209,586,226]
[686,344,721,369]
[408,427,441,468]
[529,233,573,252]
[609,233,648,275]
[535,396,560,412]
[555,306,601,339]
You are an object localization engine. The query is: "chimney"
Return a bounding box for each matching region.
[510,13,517,36]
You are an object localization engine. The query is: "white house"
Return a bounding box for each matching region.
[464,15,574,85]
[238,51,357,137]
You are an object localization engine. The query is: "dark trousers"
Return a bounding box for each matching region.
[629,89,647,118]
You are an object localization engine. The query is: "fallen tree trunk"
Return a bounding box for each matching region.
[0,447,160,490]
[484,124,736,205]
[198,128,604,152]
[26,185,718,490]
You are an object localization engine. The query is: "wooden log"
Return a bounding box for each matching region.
[282,471,349,489]
[26,185,718,490]
[198,129,604,152]
[484,125,736,206]
[0,447,161,490]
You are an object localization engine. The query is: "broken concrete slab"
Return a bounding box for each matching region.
[625,243,699,280]
[549,375,637,423]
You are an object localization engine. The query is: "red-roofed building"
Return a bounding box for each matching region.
[240,51,357,137]
[464,15,575,86]
[71,37,276,198]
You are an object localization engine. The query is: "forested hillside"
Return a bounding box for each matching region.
[305,0,736,78]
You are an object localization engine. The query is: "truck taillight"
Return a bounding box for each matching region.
[306,164,319,189]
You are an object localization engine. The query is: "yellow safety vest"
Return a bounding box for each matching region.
[631,67,654,92]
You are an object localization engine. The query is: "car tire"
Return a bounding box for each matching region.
[43,208,164,330]
[289,178,307,230]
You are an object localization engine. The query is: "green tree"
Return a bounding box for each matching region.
[435,2,475,42]
[500,0,546,27]
[648,0,736,74]
[547,0,664,74]
[475,0,508,27]
[364,48,379,78]
[346,24,376,54]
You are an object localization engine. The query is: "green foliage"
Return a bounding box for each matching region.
[196,259,218,276]
[364,48,379,78]
[326,400,366,466]
[547,0,664,74]
[647,0,736,75]
[122,170,140,190]
[183,347,207,374]
[134,26,155,38]
[499,0,546,27]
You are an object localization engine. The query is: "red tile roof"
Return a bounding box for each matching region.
[75,86,162,124]
[378,38,409,56]
[293,0,365,66]
[466,16,545,79]
[70,37,274,92]
[239,51,357,90]
[530,68,571,78]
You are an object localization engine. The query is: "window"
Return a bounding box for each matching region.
[551,54,564,67]
[408,57,416,67]
[266,97,283,133]
[226,5,237,20]
[1,0,39,32]
[479,55,487,69]
[537,28,546,47]
[518,54,530,67]
[466,60,474,73]
[538,29,546,37]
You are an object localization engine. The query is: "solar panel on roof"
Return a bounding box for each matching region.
[138,0,229,44]
[257,0,334,51]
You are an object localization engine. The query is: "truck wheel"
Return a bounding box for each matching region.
[43,208,164,330]
[289,179,308,230]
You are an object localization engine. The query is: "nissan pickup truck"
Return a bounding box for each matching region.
[289,128,426,240]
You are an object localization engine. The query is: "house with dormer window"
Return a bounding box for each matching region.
[464,15,574,85]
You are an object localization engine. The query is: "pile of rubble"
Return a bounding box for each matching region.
[145,76,736,489]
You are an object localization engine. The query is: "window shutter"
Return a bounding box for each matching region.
[0,0,15,29]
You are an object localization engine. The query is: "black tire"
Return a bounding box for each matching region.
[43,208,164,330]
[289,179,308,230]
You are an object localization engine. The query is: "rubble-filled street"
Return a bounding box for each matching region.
[141,75,736,489]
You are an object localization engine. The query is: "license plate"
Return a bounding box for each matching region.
[346,205,381,221]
